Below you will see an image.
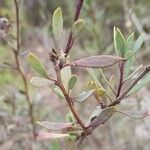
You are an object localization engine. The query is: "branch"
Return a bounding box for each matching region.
[54,66,86,130]
[116,62,125,97]
[64,0,84,54]
[107,65,150,107]
[14,0,36,139]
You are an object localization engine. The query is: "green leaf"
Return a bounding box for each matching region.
[74,90,94,103]
[71,55,124,68]
[106,76,116,100]
[125,33,134,53]
[37,121,73,131]
[52,7,63,39]
[88,80,106,97]
[54,87,65,98]
[72,19,85,37]
[115,28,125,57]
[28,53,48,77]
[127,35,144,58]
[133,35,144,52]
[125,50,134,77]
[113,26,118,55]
[125,65,143,81]
[128,74,150,95]
[68,132,78,141]
[30,76,54,87]
[68,75,77,90]
[66,112,75,123]
[88,107,115,128]
[60,66,72,91]
[87,68,104,89]
[86,106,102,126]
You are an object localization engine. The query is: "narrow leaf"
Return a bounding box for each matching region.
[115,28,125,57]
[113,26,118,55]
[106,76,116,100]
[125,50,134,77]
[86,106,102,126]
[72,19,85,37]
[37,131,69,140]
[60,66,72,91]
[52,7,63,38]
[133,35,144,52]
[89,107,115,129]
[127,35,144,58]
[128,74,150,95]
[88,80,106,96]
[30,76,54,87]
[54,87,65,98]
[66,112,75,123]
[28,53,48,77]
[125,65,143,81]
[68,75,77,90]
[74,90,94,103]
[37,121,73,131]
[125,33,134,53]
[117,110,149,119]
[87,68,104,89]
[71,55,124,68]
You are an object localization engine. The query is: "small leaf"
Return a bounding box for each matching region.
[88,81,105,96]
[28,53,48,77]
[68,75,77,90]
[60,66,72,91]
[125,65,143,81]
[37,121,73,131]
[113,26,118,55]
[54,87,65,98]
[37,131,69,140]
[86,106,102,126]
[68,132,78,141]
[125,33,134,53]
[96,87,106,96]
[87,68,104,89]
[71,55,124,68]
[127,35,144,58]
[66,112,75,123]
[106,76,116,99]
[125,50,134,77]
[115,28,126,57]
[89,107,115,129]
[128,74,150,95]
[117,110,149,119]
[133,35,144,52]
[52,7,63,38]
[30,76,54,87]
[72,19,85,37]
[74,90,94,103]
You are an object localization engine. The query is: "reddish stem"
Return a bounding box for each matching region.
[54,66,86,130]
[64,0,84,54]
[116,62,125,97]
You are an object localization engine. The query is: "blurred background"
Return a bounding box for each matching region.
[0,0,150,149]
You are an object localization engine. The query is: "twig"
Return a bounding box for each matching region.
[13,0,36,139]
[54,66,86,130]
[64,0,84,54]
[116,62,125,98]
[106,65,150,107]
